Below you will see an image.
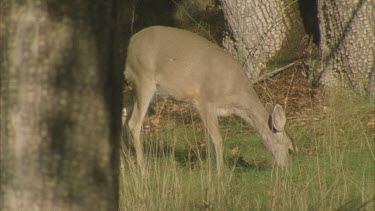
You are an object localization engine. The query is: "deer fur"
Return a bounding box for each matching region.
[124,26,294,172]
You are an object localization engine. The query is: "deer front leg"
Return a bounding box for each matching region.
[197,104,224,173]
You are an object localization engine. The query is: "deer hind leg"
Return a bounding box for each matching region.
[127,81,156,172]
[196,103,224,173]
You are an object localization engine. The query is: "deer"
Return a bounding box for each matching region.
[124,26,294,173]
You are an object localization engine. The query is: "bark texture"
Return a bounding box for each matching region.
[219,0,292,78]
[0,1,122,210]
[318,0,375,97]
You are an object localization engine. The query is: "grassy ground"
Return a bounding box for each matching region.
[119,87,374,210]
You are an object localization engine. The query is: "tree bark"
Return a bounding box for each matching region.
[0,1,122,210]
[219,0,292,78]
[318,0,375,97]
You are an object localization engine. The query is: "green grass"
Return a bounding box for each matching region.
[119,92,375,210]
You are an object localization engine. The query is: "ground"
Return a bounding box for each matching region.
[121,63,374,210]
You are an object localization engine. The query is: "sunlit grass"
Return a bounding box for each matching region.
[119,91,375,210]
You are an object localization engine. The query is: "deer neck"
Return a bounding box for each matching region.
[237,98,276,151]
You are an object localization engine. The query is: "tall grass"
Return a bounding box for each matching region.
[119,91,374,210]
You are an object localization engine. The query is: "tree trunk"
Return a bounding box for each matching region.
[318,0,375,97]
[0,1,122,210]
[219,0,292,78]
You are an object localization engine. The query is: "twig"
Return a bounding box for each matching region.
[130,1,136,35]
[252,61,297,84]
[284,69,296,110]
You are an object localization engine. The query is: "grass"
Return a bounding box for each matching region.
[119,91,375,210]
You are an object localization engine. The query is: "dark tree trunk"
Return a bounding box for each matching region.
[0,1,123,210]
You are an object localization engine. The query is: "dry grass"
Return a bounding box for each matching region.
[120,87,375,210]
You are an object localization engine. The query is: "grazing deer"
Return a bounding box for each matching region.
[124,26,294,172]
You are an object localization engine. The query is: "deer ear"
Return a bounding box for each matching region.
[272,104,286,132]
[265,102,274,115]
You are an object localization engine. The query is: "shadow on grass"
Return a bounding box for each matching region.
[122,127,272,172]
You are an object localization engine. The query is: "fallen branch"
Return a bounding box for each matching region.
[252,61,297,84]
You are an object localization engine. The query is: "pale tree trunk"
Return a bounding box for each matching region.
[219,0,292,78]
[0,1,123,210]
[318,0,375,97]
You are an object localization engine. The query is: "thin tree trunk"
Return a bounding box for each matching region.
[0,1,122,210]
